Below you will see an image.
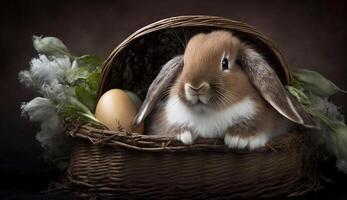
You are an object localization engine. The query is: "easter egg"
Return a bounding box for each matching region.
[95,89,144,133]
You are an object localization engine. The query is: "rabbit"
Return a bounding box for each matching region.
[133,30,317,150]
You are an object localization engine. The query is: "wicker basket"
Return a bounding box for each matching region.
[60,16,320,199]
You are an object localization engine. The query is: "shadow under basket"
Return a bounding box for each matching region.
[57,16,321,199]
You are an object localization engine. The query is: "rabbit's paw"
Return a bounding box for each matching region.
[177,130,194,145]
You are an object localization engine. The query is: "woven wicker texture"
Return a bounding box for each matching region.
[61,15,320,199]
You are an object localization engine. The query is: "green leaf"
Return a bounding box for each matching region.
[287,86,311,106]
[294,69,347,97]
[66,67,89,85]
[76,55,102,70]
[335,126,347,162]
[65,96,92,114]
[59,96,100,125]
[33,36,71,57]
[75,85,97,112]
[87,72,100,91]
[305,100,346,134]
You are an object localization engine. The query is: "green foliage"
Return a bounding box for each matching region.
[289,69,347,173]
[87,71,100,91]
[33,36,71,57]
[59,96,100,125]
[26,36,103,125]
[76,55,102,70]
[287,69,347,130]
[293,69,347,97]
[290,69,347,132]
[75,85,97,112]
[286,86,311,106]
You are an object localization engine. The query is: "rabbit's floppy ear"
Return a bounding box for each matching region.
[238,43,318,128]
[132,55,184,128]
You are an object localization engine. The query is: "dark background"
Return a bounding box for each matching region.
[1,0,347,199]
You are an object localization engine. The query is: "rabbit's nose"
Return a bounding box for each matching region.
[185,82,210,95]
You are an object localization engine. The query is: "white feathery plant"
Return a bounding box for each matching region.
[19,36,102,169]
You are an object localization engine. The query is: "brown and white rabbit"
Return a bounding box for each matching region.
[133,30,317,149]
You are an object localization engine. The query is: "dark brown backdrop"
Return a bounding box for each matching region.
[1,0,346,198]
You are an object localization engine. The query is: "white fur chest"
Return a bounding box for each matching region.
[165,95,258,138]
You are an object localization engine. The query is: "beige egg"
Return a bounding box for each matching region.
[95,89,144,133]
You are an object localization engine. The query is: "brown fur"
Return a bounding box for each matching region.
[146,31,288,140]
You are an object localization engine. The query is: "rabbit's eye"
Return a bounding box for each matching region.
[222,58,229,71]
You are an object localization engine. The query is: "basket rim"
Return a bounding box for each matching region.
[65,123,303,153]
[98,15,293,98]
